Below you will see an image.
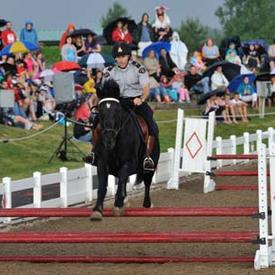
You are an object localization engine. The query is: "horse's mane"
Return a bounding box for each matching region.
[97,79,120,99]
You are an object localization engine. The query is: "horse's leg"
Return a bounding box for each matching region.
[113,164,129,216]
[91,162,108,221]
[143,171,154,208]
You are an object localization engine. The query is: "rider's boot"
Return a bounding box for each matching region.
[143,135,155,171]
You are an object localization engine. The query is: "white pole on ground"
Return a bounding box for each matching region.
[254,143,269,269]
[60,167,68,207]
[33,172,42,208]
[167,109,184,190]
[3,177,12,223]
[204,111,216,193]
[85,164,93,203]
[269,142,275,264]
[257,130,263,153]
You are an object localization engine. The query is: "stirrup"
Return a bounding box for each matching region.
[143,156,155,171]
[83,152,96,165]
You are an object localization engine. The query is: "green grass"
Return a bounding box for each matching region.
[1,107,275,180]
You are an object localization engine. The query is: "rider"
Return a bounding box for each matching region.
[84,42,158,171]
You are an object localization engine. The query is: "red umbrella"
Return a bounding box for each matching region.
[52,61,81,72]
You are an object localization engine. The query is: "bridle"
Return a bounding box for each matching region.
[98,97,121,136]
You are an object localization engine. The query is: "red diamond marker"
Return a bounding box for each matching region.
[185,132,203,159]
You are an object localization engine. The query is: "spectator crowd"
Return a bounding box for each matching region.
[1,3,275,137]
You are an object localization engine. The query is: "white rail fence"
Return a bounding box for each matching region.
[1,126,275,224]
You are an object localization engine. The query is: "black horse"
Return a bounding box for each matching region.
[91,79,160,220]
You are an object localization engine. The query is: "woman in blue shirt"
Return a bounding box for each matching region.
[237,76,257,108]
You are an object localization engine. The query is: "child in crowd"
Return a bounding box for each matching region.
[170,74,190,103]
[190,51,206,73]
[230,93,249,122]
[160,75,178,102]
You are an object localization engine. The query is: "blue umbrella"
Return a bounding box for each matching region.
[0,41,39,56]
[228,74,256,93]
[142,41,171,59]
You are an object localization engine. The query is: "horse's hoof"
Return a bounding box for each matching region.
[90,210,103,221]
[112,207,125,217]
[124,197,131,208]
[143,201,153,208]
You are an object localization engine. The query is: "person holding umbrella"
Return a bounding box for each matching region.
[111,21,125,43]
[85,34,101,53]
[236,76,257,108]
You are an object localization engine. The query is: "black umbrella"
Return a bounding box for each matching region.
[203,61,241,82]
[197,89,226,105]
[0,19,7,28]
[70,28,97,37]
[255,73,275,82]
[103,17,137,45]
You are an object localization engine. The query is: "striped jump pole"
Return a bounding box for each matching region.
[0,231,258,243]
[208,154,258,160]
[0,207,259,218]
[0,255,255,264]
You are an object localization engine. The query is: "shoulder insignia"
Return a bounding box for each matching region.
[106,64,115,71]
[131,60,141,68]
[138,67,146,74]
[103,71,110,78]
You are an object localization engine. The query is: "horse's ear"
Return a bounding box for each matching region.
[96,81,104,99]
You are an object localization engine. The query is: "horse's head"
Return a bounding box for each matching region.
[97,79,121,150]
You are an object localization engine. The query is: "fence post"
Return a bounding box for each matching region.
[204,111,216,193]
[230,135,237,165]
[60,167,68,207]
[269,142,275,260]
[33,172,42,208]
[167,109,184,189]
[3,177,12,223]
[216,136,222,168]
[85,164,93,203]
[254,143,269,269]
[256,130,263,153]
[243,132,250,154]
[268,127,274,151]
[168,148,174,179]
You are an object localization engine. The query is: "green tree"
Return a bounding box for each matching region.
[215,0,275,42]
[177,18,209,53]
[101,2,128,29]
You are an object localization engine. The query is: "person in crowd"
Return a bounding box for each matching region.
[211,66,229,91]
[230,93,249,122]
[225,42,238,56]
[122,23,133,44]
[61,36,77,62]
[149,76,167,103]
[268,38,275,67]
[244,44,260,69]
[202,38,220,66]
[1,21,17,47]
[169,32,188,71]
[268,75,275,106]
[236,76,257,108]
[170,73,190,103]
[59,23,76,49]
[153,5,172,41]
[224,93,238,124]
[143,50,160,81]
[159,48,179,78]
[83,69,96,94]
[24,52,38,78]
[160,75,178,102]
[73,36,86,58]
[1,55,17,76]
[73,95,93,142]
[134,13,154,57]
[190,51,206,73]
[226,49,242,65]
[111,21,125,43]
[35,51,46,74]
[184,66,210,95]
[20,20,38,46]
[85,34,101,53]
